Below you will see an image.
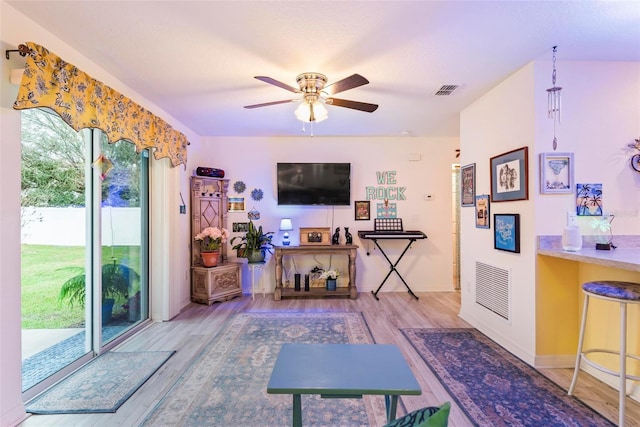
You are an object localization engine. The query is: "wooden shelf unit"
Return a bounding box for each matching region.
[190,176,242,304]
[274,245,358,300]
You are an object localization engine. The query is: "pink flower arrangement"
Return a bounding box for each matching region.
[194,227,229,252]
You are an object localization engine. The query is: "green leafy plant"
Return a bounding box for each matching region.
[230,221,274,260]
[59,260,140,307]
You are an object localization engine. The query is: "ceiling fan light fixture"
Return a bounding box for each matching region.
[246,72,375,126]
[295,100,328,123]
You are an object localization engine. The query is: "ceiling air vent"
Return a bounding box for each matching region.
[434,84,458,96]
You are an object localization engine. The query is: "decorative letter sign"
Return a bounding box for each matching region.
[365,171,406,201]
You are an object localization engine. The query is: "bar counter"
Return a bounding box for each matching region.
[537,235,640,272]
[535,234,640,375]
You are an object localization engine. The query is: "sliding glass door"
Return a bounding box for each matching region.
[98,131,149,346]
[20,110,92,394]
[20,109,149,396]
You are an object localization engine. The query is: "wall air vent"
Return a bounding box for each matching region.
[434,84,459,96]
[475,261,510,321]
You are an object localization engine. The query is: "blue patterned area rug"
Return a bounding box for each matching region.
[141,312,389,426]
[22,325,127,391]
[26,351,175,414]
[401,328,614,427]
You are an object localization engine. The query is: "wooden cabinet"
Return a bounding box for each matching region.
[190,176,242,304]
[191,264,242,305]
[274,245,358,300]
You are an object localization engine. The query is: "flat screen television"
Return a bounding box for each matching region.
[277,162,351,206]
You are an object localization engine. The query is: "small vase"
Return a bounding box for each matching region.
[201,251,220,267]
[326,279,337,291]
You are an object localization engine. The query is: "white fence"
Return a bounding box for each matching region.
[21,207,141,246]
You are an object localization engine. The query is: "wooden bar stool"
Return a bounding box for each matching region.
[568,280,640,427]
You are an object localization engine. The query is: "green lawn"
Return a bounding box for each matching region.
[21,245,140,329]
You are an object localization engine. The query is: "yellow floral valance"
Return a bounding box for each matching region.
[13,42,188,168]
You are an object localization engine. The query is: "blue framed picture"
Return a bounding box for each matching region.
[576,183,603,216]
[494,213,520,253]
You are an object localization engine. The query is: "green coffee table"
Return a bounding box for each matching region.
[267,343,422,427]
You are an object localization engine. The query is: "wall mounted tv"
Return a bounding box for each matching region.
[277,163,351,206]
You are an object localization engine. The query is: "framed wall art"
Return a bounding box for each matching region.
[475,194,490,229]
[490,147,529,202]
[461,163,476,206]
[228,197,245,212]
[540,152,574,194]
[494,213,520,253]
[376,200,397,218]
[232,222,249,232]
[354,200,370,220]
[576,183,603,216]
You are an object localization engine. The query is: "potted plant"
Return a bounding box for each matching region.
[194,226,229,267]
[320,269,340,291]
[59,260,140,323]
[231,221,274,263]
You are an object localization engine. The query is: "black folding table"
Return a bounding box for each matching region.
[358,223,427,300]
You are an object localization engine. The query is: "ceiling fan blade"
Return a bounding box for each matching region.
[324,74,369,95]
[244,99,297,109]
[326,98,378,113]
[254,76,300,93]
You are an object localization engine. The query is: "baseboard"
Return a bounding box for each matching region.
[534,354,576,369]
[2,401,27,427]
[457,310,535,365]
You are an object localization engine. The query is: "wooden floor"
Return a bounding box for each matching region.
[20,291,640,426]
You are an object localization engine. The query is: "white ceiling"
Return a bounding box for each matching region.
[7,0,640,138]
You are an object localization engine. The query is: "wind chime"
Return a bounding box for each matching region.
[547,46,562,150]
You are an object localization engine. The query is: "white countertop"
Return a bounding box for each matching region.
[537,235,640,272]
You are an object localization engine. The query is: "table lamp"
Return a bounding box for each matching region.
[280,218,293,246]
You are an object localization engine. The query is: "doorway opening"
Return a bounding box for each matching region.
[452,164,460,290]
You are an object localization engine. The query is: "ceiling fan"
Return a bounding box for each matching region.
[244,73,378,122]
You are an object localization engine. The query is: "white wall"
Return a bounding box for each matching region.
[533,60,640,236]
[195,136,458,295]
[459,60,640,366]
[458,63,538,363]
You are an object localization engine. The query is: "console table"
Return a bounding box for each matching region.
[274,245,358,300]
